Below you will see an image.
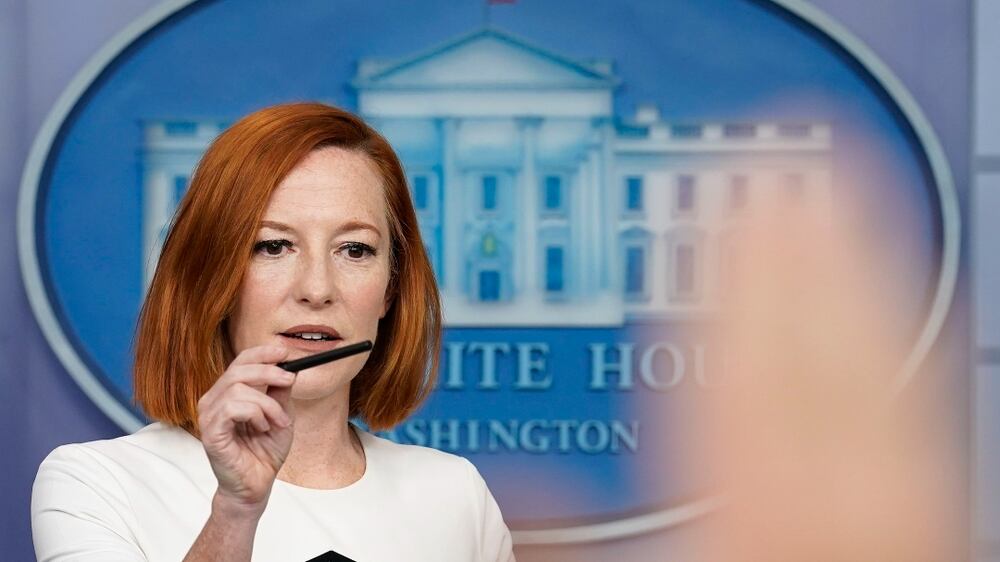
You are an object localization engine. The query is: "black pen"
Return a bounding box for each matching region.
[276,340,374,373]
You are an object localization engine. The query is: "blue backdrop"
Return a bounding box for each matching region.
[1,1,971,560]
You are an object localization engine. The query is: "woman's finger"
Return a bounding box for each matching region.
[221,364,295,390]
[200,364,294,408]
[267,382,293,416]
[225,383,293,428]
[214,399,272,435]
[230,345,289,367]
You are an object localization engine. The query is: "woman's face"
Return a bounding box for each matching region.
[227,146,391,400]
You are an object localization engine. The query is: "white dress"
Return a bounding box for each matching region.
[32,423,515,562]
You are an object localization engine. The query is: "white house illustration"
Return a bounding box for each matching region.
[141,28,831,326]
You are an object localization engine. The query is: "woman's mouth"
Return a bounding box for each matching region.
[282,332,338,341]
[279,325,343,352]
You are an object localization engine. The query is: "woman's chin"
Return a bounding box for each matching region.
[287,368,354,402]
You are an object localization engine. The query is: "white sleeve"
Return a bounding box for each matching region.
[31,444,147,562]
[464,459,515,562]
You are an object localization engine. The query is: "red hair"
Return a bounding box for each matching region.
[134,102,441,433]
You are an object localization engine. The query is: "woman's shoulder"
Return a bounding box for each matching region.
[360,429,473,468]
[357,428,484,489]
[44,422,196,457]
[354,429,514,559]
[33,423,214,527]
[37,422,207,484]
[33,424,214,561]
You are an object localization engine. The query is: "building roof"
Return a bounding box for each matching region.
[352,27,619,91]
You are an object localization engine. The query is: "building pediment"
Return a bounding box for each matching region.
[353,28,617,90]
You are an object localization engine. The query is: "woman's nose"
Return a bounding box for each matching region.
[293,253,335,307]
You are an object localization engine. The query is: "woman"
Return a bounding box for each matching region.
[31,103,515,561]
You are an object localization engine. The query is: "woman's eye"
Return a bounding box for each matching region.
[253,239,292,257]
[343,243,375,260]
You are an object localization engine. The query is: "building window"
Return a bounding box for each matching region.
[777,123,811,138]
[481,232,499,257]
[675,244,696,296]
[677,175,696,212]
[543,176,562,211]
[545,246,564,293]
[668,229,704,302]
[173,175,188,206]
[413,175,429,210]
[729,175,748,210]
[164,121,197,136]
[670,124,703,139]
[625,176,643,212]
[424,241,442,283]
[479,270,500,301]
[625,246,645,295]
[723,123,756,138]
[482,175,498,211]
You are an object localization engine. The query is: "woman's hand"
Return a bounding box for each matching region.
[196,345,295,518]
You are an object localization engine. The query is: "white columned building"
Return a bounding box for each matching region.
[140,27,832,327]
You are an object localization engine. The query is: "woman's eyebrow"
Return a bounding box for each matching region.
[259,219,382,238]
[336,220,382,238]
[259,220,294,232]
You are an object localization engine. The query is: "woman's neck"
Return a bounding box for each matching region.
[276,394,366,490]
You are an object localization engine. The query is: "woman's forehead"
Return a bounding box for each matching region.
[264,147,388,229]
[279,146,382,192]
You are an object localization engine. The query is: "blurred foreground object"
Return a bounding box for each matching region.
[682,196,964,562]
